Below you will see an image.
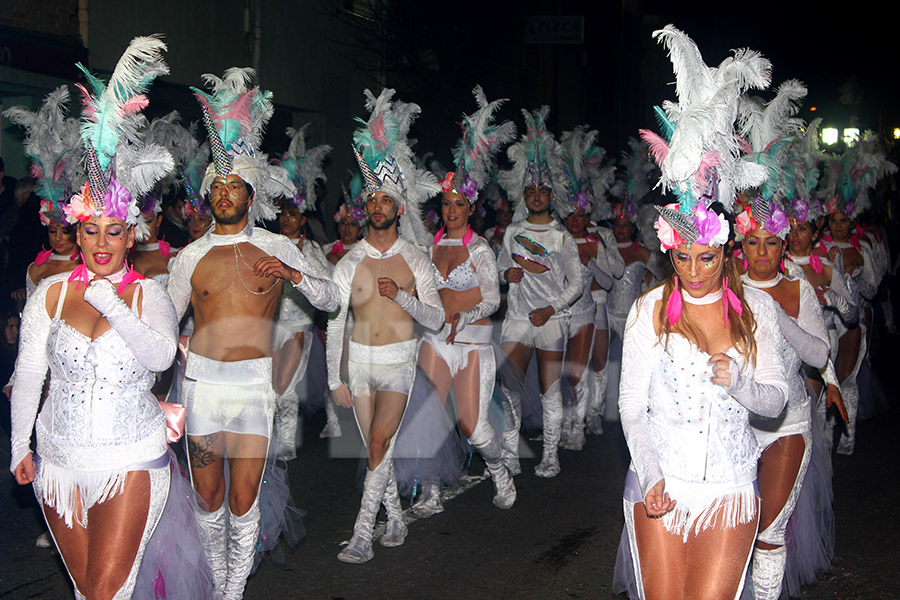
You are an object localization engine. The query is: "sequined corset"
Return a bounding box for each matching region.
[647,335,759,485]
[36,319,165,470]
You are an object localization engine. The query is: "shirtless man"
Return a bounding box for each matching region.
[168,69,338,599]
[327,88,443,564]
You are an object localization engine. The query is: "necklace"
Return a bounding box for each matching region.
[681,287,723,305]
[233,244,279,296]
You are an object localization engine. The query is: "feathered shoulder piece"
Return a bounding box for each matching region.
[639,25,771,249]
[192,67,294,224]
[499,105,567,221]
[281,123,331,213]
[352,87,440,247]
[557,125,614,220]
[3,85,83,226]
[68,35,173,241]
[442,85,516,203]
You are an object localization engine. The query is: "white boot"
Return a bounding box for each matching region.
[535,386,562,478]
[836,379,859,455]
[752,545,787,600]
[500,385,522,476]
[274,391,299,460]
[320,401,343,438]
[474,436,516,509]
[586,367,606,435]
[338,459,392,564]
[223,499,261,600]
[195,503,228,596]
[568,375,589,451]
[380,463,408,547]
[411,480,444,518]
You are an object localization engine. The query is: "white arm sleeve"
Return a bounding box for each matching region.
[83,279,178,373]
[392,252,445,332]
[587,258,614,291]
[9,281,52,472]
[166,249,195,321]
[597,228,626,279]
[273,237,339,312]
[497,229,514,282]
[457,240,501,330]
[821,358,840,388]
[824,262,859,326]
[550,233,585,314]
[618,296,664,496]
[325,261,354,391]
[775,280,830,369]
[723,294,789,418]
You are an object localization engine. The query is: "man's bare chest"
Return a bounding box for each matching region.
[351,255,416,306]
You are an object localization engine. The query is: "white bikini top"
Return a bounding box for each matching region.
[430,238,478,292]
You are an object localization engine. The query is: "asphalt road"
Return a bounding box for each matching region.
[2,385,897,600]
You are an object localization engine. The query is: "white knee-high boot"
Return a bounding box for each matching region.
[274,390,300,460]
[224,499,261,600]
[752,545,787,600]
[338,457,392,564]
[499,384,522,476]
[535,381,563,478]
[380,462,408,547]
[320,400,343,438]
[196,503,228,596]
[586,367,606,435]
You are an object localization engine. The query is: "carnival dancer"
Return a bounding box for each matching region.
[167,68,338,599]
[416,86,516,512]
[618,25,788,600]
[483,182,512,252]
[557,125,618,449]
[497,106,584,478]
[9,36,195,599]
[272,123,333,458]
[327,88,443,564]
[3,86,83,300]
[325,178,367,266]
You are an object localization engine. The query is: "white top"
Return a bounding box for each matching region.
[10,271,178,473]
[588,226,627,305]
[497,221,585,320]
[608,260,648,334]
[277,238,333,329]
[325,237,444,391]
[618,285,789,498]
[428,235,500,328]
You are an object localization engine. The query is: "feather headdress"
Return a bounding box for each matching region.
[639,24,772,248]
[3,85,83,226]
[192,67,295,225]
[67,35,174,241]
[352,88,440,247]
[280,124,331,213]
[336,172,368,227]
[609,137,657,225]
[441,85,516,203]
[499,106,568,222]
[819,132,897,219]
[557,125,615,221]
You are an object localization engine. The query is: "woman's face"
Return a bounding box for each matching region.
[742,226,784,280]
[48,222,76,256]
[279,205,305,238]
[496,206,512,228]
[613,217,634,243]
[186,213,212,241]
[671,242,725,298]
[788,220,817,256]
[141,212,162,242]
[828,213,852,241]
[337,218,361,244]
[5,315,19,345]
[441,192,472,234]
[77,217,134,276]
[564,208,589,237]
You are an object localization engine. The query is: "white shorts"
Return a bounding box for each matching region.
[500,317,567,352]
[422,324,493,377]
[347,339,417,397]
[568,309,595,336]
[183,353,275,437]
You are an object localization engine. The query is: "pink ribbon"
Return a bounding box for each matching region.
[809,254,823,275]
[666,282,683,325]
[331,241,344,256]
[158,239,171,258]
[67,262,90,288]
[433,225,445,245]
[722,277,743,326]
[35,248,52,266]
[462,228,473,246]
[117,264,146,294]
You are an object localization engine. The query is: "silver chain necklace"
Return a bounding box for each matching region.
[233,243,279,296]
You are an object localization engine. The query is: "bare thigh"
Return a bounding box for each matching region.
[273,331,305,395]
[187,432,226,511]
[756,434,806,549]
[592,327,609,371]
[418,340,452,406]
[452,349,482,438]
[355,389,408,468]
[632,503,687,600]
[536,348,563,393]
[565,324,594,385]
[225,432,269,515]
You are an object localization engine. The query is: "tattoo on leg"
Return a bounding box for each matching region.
[189,433,221,468]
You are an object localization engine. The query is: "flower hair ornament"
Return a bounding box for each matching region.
[441,85,516,205]
[192,67,295,226]
[499,106,568,222]
[280,123,331,214]
[335,173,368,228]
[3,85,84,227]
[639,24,772,251]
[557,124,615,221]
[352,88,441,248]
[65,35,175,242]
[734,196,790,240]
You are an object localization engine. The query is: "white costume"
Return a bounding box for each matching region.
[10,271,178,599]
[167,224,336,597]
[497,219,583,475]
[326,236,444,561]
[619,286,789,600]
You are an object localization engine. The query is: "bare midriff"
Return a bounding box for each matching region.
[349,254,416,346]
[189,243,283,362]
[439,287,486,325]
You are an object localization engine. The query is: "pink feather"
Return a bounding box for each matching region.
[119,95,149,115]
[30,164,43,179]
[371,114,388,151]
[639,129,669,170]
[665,283,683,325]
[735,134,753,154]
[693,151,721,190]
[74,83,96,120]
[217,92,253,129]
[52,158,67,181]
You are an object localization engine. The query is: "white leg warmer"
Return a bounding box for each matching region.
[273,390,300,460]
[338,457,392,564]
[223,499,261,600]
[195,503,228,596]
[752,546,787,600]
[586,367,606,435]
[535,380,563,478]
[499,384,522,476]
[320,400,343,438]
[380,461,408,547]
